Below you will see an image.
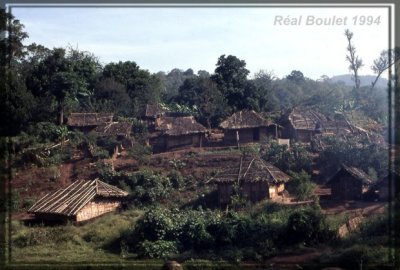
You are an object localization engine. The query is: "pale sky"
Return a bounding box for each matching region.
[10,5,391,80]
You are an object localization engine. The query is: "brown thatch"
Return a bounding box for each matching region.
[28,179,128,216]
[220,110,273,130]
[144,104,166,118]
[67,113,114,127]
[288,108,327,131]
[210,156,290,184]
[94,122,132,137]
[155,116,207,136]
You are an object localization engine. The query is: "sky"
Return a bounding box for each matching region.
[10,5,391,80]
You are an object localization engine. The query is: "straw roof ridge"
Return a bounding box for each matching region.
[155,116,207,136]
[210,156,290,184]
[339,164,374,185]
[28,179,128,216]
[67,112,114,127]
[219,110,273,130]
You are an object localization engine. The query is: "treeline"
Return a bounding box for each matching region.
[2,10,390,137]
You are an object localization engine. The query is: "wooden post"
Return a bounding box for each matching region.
[236,130,240,149]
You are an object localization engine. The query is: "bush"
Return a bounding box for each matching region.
[286,170,316,201]
[168,170,185,190]
[286,208,323,245]
[128,143,151,165]
[138,240,178,259]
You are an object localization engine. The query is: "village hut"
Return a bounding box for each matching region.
[28,179,128,223]
[94,121,134,157]
[209,156,291,205]
[281,108,326,142]
[67,113,114,133]
[327,165,374,201]
[149,116,207,153]
[219,110,280,146]
[282,108,359,142]
[141,104,166,131]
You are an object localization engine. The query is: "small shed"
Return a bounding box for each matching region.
[282,108,326,142]
[67,113,114,133]
[327,165,374,201]
[209,156,291,205]
[141,104,166,131]
[149,116,207,153]
[28,179,128,223]
[220,110,280,146]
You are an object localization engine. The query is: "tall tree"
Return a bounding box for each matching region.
[344,29,363,89]
[102,61,163,116]
[177,77,227,128]
[0,10,36,136]
[27,48,100,125]
[211,54,250,110]
[371,48,400,88]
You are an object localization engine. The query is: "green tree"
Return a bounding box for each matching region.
[26,47,100,125]
[93,77,132,116]
[177,77,228,128]
[286,70,305,83]
[102,61,163,116]
[211,54,250,110]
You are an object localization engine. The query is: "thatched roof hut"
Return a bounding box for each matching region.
[28,179,128,223]
[327,165,374,201]
[94,122,133,138]
[210,156,290,204]
[150,116,207,152]
[219,110,279,145]
[67,113,114,127]
[283,108,359,142]
[155,116,207,136]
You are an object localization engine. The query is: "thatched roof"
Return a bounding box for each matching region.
[155,116,207,136]
[288,108,327,131]
[28,179,128,216]
[94,122,132,137]
[328,165,374,185]
[67,113,114,127]
[210,156,290,185]
[144,104,166,118]
[220,110,273,130]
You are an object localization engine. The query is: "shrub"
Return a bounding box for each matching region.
[138,240,178,259]
[286,170,316,201]
[286,208,323,245]
[128,143,151,165]
[167,170,185,190]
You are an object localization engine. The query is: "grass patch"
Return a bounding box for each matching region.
[11,209,143,263]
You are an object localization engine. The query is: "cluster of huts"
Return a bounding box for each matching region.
[64,105,383,154]
[27,105,389,223]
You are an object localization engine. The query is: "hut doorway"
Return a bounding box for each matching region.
[253,128,260,141]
